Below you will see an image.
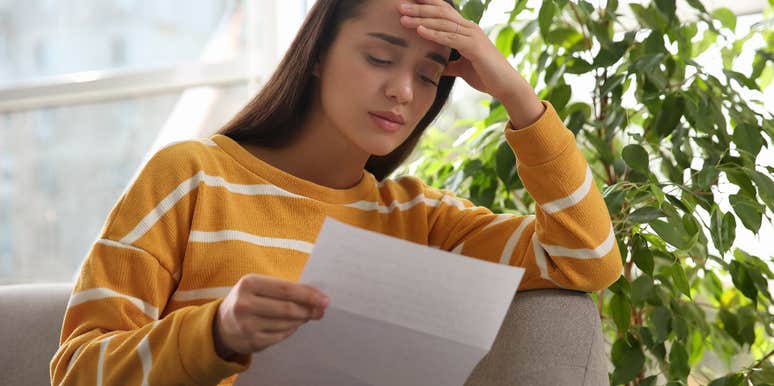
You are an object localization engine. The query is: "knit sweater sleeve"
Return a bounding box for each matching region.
[424,100,622,291]
[50,142,250,386]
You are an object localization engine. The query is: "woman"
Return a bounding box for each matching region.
[51,0,622,385]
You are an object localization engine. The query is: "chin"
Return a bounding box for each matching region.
[364,143,399,157]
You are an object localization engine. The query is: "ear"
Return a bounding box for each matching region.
[313,61,321,78]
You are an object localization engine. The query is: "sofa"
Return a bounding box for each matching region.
[0,283,609,385]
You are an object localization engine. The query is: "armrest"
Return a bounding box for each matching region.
[465,289,607,386]
[0,282,73,385]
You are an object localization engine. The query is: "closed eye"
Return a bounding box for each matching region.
[367,55,438,87]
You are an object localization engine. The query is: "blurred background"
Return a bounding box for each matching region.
[0,0,771,285]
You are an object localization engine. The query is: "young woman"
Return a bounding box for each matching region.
[51,0,622,385]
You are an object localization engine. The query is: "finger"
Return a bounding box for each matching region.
[256,316,307,333]
[400,16,469,36]
[251,294,319,320]
[240,274,329,308]
[416,24,467,50]
[398,1,467,25]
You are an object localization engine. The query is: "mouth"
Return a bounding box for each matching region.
[368,112,404,133]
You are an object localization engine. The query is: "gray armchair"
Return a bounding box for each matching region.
[0,283,608,385]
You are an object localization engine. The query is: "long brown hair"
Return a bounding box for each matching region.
[216,0,459,181]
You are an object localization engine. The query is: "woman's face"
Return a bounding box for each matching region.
[313,0,451,157]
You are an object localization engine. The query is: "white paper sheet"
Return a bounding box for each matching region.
[235,217,524,386]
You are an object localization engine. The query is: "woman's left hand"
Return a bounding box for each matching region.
[397,0,525,101]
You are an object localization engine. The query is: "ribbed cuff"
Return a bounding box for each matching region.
[179,299,252,384]
[504,100,575,167]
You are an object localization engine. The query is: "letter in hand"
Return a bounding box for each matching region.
[213,274,330,360]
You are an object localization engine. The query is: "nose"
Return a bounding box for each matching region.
[385,70,414,104]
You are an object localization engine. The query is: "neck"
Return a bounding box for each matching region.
[242,100,370,190]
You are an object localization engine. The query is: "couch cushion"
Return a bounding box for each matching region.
[0,282,72,385]
[464,289,608,386]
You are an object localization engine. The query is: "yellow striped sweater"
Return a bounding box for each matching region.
[51,100,622,385]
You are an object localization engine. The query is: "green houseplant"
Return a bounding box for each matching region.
[397,0,774,384]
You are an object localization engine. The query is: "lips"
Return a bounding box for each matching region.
[369,113,404,133]
[369,111,405,125]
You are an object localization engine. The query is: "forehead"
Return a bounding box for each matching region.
[343,0,451,58]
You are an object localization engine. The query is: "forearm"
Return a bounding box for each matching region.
[497,71,546,130]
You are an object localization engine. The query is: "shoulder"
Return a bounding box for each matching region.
[125,138,222,193]
[138,137,223,177]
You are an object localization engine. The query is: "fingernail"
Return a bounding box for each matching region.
[319,295,330,307]
[400,3,412,10]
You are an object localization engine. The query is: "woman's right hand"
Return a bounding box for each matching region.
[213,273,330,360]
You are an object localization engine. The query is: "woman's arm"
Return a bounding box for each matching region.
[401,0,623,291]
[423,100,622,291]
[51,142,249,385]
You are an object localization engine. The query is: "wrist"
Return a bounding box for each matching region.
[213,307,237,360]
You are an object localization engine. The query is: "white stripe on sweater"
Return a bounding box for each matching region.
[65,345,83,375]
[171,287,231,302]
[137,321,158,386]
[540,225,616,259]
[498,216,536,265]
[540,166,593,214]
[344,193,428,213]
[189,230,314,253]
[97,336,114,386]
[532,234,564,288]
[484,214,515,230]
[68,288,159,320]
[120,171,304,244]
[96,239,145,253]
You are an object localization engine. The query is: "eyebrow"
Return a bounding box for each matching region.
[366,32,448,67]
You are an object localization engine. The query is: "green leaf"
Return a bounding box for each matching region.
[631,275,654,306]
[494,141,517,189]
[622,144,649,172]
[712,7,737,31]
[640,376,657,386]
[611,336,646,384]
[655,0,677,24]
[629,206,664,223]
[632,234,655,276]
[747,170,774,212]
[668,341,691,380]
[672,261,692,299]
[724,70,760,90]
[610,293,632,332]
[750,360,774,385]
[703,270,724,301]
[495,25,516,57]
[650,219,696,250]
[732,122,765,158]
[654,94,684,138]
[685,0,708,14]
[649,306,671,343]
[538,1,556,38]
[672,312,690,341]
[729,193,763,233]
[546,84,571,111]
[609,275,631,296]
[461,0,485,23]
[594,42,629,67]
[730,261,759,304]
[707,373,745,386]
[600,74,626,96]
[696,164,720,188]
[710,206,736,254]
[630,3,667,32]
